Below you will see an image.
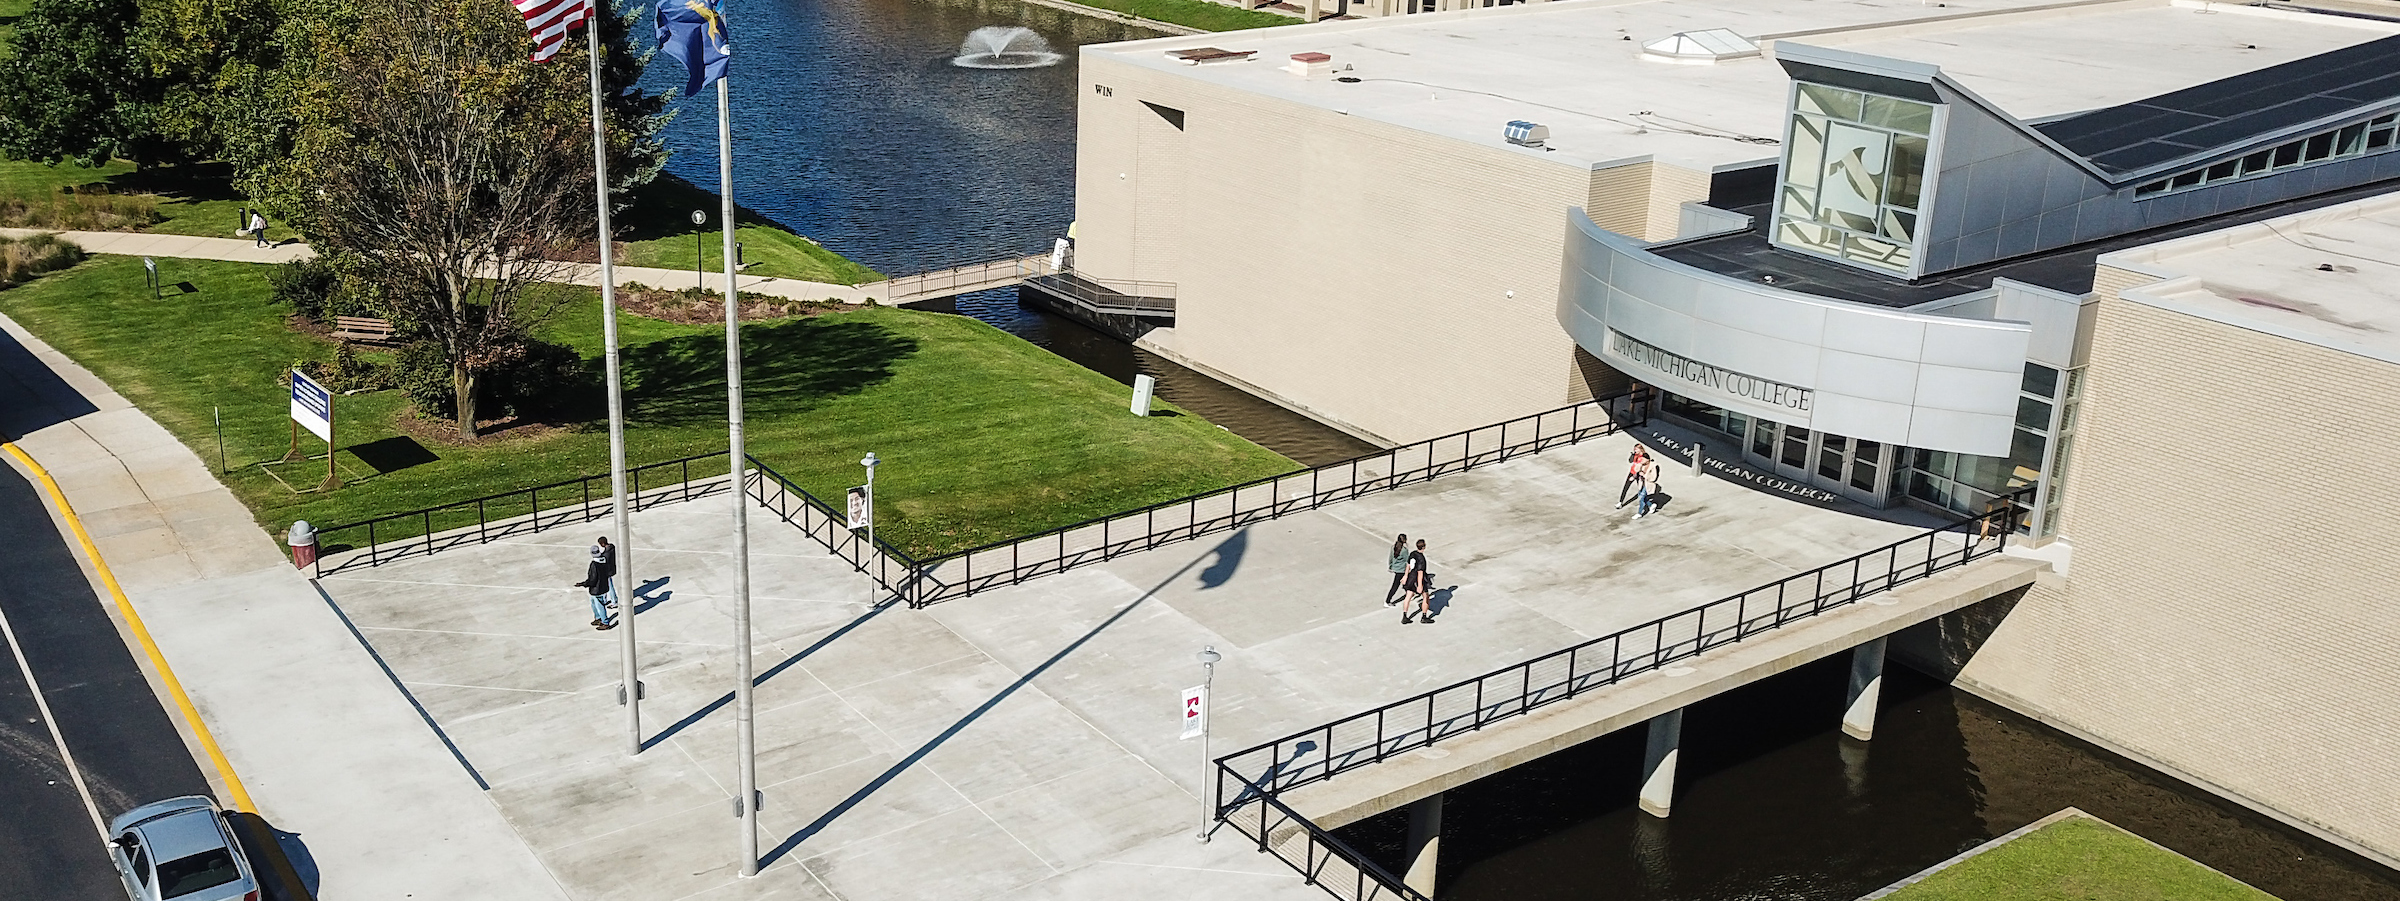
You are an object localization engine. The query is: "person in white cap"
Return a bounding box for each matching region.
[574,536,618,630]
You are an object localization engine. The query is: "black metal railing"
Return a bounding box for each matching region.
[897,393,1643,607]
[745,459,923,602]
[312,452,732,575]
[1212,494,2022,811]
[310,393,1648,606]
[1019,265,1179,317]
[1206,494,2028,901]
[1216,769,1429,901]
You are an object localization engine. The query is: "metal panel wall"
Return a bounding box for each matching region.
[1561,210,2030,455]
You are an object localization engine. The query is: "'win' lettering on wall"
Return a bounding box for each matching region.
[1608,331,1813,412]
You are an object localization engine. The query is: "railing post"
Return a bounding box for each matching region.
[367,521,378,566]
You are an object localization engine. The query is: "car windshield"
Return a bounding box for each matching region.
[157,849,240,898]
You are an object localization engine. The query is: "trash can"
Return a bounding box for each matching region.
[287,520,318,572]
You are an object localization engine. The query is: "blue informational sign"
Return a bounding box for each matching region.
[290,370,333,442]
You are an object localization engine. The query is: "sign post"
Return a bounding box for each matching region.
[143,257,158,299]
[1187,645,1221,843]
[290,369,337,490]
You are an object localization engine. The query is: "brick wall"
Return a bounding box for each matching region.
[1076,56,1679,442]
[1952,265,2400,865]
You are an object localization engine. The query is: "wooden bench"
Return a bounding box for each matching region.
[331,316,398,345]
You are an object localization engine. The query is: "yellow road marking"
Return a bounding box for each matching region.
[2,441,257,813]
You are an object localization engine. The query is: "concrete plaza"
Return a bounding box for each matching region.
[315,430,1940,901]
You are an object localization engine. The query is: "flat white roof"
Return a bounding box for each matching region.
[2104,189,2400,364]
[1088,0,2400,171]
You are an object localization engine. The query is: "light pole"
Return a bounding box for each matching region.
[1196,645,1220,843]
[690,209,708,291]
[860,452,879,604]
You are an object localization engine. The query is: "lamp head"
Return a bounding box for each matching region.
[861,452,880,469]
[1197,646,1221,666]
[690,210,707,225]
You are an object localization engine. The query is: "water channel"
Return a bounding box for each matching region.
[645,1,2400,896]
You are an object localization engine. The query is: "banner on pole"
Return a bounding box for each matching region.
[290,370,333,443]
[1179,685,1207,740]
[846,485,868,530]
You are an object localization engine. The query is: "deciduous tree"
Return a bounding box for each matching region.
[290,0,592,438]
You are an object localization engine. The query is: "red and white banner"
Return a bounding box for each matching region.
[1179,685,1207,740]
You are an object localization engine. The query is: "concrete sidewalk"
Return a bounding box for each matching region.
[2,228,875,304]
[311,425,1941,901]
[0,311,571,901]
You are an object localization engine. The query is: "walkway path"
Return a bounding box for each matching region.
[312,427,1940,901]
[3,228,878,303]
[0,312,573,900]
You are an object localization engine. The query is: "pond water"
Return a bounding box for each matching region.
[643,0,1378,465]
[644,2,2400,895]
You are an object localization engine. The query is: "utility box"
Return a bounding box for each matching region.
[1505,120,1549,148]
[1131,374,1156,417]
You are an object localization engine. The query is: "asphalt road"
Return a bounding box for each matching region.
[0,461,212,900]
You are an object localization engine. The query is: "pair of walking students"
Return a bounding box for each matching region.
[1382,534,1438,624]
[1619,445,1664,518]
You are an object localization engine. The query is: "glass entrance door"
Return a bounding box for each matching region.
[1743,420,1891,505]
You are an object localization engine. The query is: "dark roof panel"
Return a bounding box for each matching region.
[2033,34,2400,176]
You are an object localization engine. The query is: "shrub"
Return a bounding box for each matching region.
[0,233,85,287]
[394,337,598,428]
[268,257,351,322]
[0,187,162,231]
[319,343,392,393]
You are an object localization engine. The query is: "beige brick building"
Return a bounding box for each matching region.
[1941,195,2400,869]
[1062,0,2400,874]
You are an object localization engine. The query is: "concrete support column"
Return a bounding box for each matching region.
[1403,793,1442,896]
[1638,709,1682,818]
[1304,0,1319,21]
[1843,637,1887,741]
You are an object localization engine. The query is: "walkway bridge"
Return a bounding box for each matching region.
[1211,503,2043,901]
[860,255,1177,320]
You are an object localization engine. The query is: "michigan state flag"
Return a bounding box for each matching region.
[657,0,731,98]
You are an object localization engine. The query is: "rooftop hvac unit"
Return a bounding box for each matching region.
[1505,120,1549,148]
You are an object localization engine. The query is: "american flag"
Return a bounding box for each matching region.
[514,0,592,62]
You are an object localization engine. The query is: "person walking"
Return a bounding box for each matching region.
[1635,454,1663,518]
[1382,533,1411,605]
[247,209,270,248]
[1402,539,1435,624]
[1617,445,1651,509]
[575,536,618,630]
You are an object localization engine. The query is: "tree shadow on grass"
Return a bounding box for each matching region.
[623,317,920,424]
[102,161,245,202]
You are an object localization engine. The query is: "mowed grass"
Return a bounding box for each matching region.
[0,255,1295,556]
[1883,817,2279,901]
[0,160,876,283]
[614,173,881,286]
[1075,0,1294,30]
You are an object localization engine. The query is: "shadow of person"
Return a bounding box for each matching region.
[1197,527,1247,589]
[632,590,672,615]
[1647,490,1673,512]
[1429,586,1455,616]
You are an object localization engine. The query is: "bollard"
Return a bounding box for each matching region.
[1690,439,1705,475]
[287,520,319,575]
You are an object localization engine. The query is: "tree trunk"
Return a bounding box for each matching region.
[453,359,479,439]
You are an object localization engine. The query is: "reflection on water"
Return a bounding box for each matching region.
[645,0,1376,463]
[1336,660,2400,901]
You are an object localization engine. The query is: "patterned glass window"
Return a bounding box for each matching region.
[1773,83,1937,275]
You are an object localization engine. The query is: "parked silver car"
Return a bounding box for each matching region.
[105,795,259,901]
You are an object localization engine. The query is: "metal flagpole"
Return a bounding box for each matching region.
[585,10,642,760]
[718,71,759,878]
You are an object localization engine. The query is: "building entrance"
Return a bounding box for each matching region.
[1662,393,1891,506]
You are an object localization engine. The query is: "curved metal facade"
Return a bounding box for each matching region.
[1559,210,2030,456]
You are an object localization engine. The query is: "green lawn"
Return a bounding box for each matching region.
[1075,0,1295,31]
[614,172,881,286]
[0,255,1294,556]
[0,160,877,283]
[0,0,29,59]
[1883,817,2278,901]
